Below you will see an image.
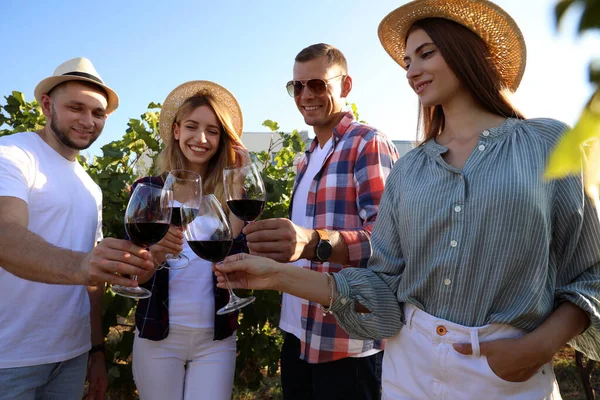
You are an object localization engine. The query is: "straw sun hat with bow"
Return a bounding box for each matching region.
[378,0,527,91]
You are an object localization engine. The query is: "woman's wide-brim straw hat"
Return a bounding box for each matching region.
[378,0,527,91]
[159,80,243,142]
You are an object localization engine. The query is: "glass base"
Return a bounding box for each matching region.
[111,285,152,299]
[216,295,256,315]
[163,254,189,270]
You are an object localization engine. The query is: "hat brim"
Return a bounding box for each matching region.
[34,75,119,114]
[159,80,243,142]
[378,0,526,91]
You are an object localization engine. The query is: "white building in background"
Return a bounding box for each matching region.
[133,132,414,177]
[241,131,414,159]
[135,131,414,174]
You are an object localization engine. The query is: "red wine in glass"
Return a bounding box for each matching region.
[183,194,255,314]
[162,169,202,269]
[225,200,265,222]
[188,240,233,263]
[223,163,266,222]
[170,207,200,228]
[111,183,173,299]
[125,222,170,246]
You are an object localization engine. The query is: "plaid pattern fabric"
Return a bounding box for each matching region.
[131,176,241,341]
[291,112,399,363]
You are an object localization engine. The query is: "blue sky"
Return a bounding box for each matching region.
[1,0,599,157]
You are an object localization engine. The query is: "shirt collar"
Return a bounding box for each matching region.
[422,118,519,157]
[307,111,355,153]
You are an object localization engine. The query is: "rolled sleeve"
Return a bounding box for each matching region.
[331,166,405,340]
[340,134,398,268]
[553,175,600,360]
[338,228,372,268]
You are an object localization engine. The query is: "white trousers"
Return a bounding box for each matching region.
[132,325,236,400]
[382,304,562,400]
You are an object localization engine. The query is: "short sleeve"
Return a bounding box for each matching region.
[0,140,34,202]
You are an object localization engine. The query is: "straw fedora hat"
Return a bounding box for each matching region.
[378,0,527,91]
[159,80,243,142]
[34,57,119,114]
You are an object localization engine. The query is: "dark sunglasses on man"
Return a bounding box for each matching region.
[286,74,346,97]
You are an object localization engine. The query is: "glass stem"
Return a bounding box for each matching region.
[223,273,239,300]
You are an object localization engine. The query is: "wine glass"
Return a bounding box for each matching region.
[182,194,255,315]
[111,183,173,299]
[223,163,266,222]
[162,169,202,270]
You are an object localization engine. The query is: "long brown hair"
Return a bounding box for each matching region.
[407,18,525,144]
[156,94,245,206]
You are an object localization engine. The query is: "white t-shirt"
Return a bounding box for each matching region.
[168,212,216,328]
[0,132,103,368]
[279,138,332,339]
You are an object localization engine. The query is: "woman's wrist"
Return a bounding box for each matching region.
[524,302,590,362]
[272,262,293,292]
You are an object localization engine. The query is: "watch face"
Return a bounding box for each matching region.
[317,241,333,261]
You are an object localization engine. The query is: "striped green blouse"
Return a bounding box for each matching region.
[331,118,600,360]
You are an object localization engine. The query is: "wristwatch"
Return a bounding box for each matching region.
[313,229,333,262]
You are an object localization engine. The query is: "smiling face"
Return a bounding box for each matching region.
[292,56,351,136]
[173,105,221,175]
[42,81,108,153]
[404,28,464,108]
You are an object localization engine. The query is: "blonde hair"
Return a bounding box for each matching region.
[156,93,245,207]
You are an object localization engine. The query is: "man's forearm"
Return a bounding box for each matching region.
[88,284,105,346]
[302,229,350,265]
[0,222,86,284]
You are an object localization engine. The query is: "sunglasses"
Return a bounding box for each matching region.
[286,74,346,97]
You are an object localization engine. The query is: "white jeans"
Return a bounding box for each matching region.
[382,304,562,400]
[133,325,236,400]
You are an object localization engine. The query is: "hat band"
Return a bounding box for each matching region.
[62,71,104,85]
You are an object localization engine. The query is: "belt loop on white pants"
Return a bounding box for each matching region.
[403,303,418,329]
[469,328,481,358]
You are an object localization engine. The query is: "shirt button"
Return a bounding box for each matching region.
[454,205,462,213]
[482,130,490,137]
[478,145,486,151]
[340,297,348,305]
[450,240,458,247]
[444,278,452,286]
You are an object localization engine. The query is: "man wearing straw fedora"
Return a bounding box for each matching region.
[243,43,399,399]
[0,57,155,399]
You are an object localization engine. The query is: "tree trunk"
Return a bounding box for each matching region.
[575,350,597,400]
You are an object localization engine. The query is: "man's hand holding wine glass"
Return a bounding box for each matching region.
[142,226,185,282]
[80,237,155,287]
[243,218,316,262]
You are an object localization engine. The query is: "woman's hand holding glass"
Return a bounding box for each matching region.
[135,226,184,283]
[213,253,285,291]
[185,194,255,314]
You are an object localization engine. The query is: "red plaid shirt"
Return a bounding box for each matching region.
[291,112,399,363]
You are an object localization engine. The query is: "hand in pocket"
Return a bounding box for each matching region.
[453,336,549,383]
